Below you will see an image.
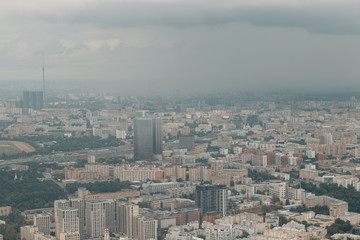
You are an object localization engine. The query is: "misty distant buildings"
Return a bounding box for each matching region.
[22,90,43,110]
[134,117,162,160]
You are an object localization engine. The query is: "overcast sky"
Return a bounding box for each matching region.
[1,0,360,94]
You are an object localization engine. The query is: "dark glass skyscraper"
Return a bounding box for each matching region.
[23,91,43,110]
[134,117,162,160]
[23,91,30,108]
[195,184,228,216]
[153,117,162,155]
[134,118,153,160]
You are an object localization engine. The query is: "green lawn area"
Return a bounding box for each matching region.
[0,145,21,156]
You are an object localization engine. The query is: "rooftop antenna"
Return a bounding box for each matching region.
[42,55,45,100]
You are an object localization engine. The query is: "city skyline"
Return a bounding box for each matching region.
[2,91,360,239]
[2,1,360,239]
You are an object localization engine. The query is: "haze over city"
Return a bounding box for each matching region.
[3,1,360,240]
[1,0,360,94]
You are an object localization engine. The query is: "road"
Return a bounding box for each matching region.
[43,172,70,194]
[0,144,133,167]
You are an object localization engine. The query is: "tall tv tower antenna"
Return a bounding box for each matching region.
[42,56,45,100]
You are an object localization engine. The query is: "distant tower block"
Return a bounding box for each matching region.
[22,91,43,110]
[42,56,45,100]
[153,117,162,154]
[88,154,96,163]
[134,117,163,160]
[134,118,154,160]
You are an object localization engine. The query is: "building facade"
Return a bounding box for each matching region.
[195,184,228,217]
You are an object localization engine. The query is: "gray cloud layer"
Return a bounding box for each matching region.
[10,1,360,35]
[1,0,360,94]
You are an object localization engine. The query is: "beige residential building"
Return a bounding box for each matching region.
[21,225,56,240]
[55,207,79,239]
[0,206,11,216]
[136,216,157,240]
[85,200,105,238]
[54,199,85,238]
[59,232,80,240]
[299,169,319,180]
[103,199,116,233]
[68,199,85,237]
[305,196,348,218]
[117,202,139,238]
[34,214,50,235]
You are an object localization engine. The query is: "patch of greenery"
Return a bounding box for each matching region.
[138,201,151,209]
[0,168,66,211]
[300,181,360,213]
[66,179,132,194]
[97,156,125,165]
[0,209,26,240]
[326,219,352,236]
[248,169,279,183]
[291,205,329,215]
[0,145,21,156]
[195,158,209,165]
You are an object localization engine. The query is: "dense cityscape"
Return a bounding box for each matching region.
[1,0,360,239]
[1,90,360,240]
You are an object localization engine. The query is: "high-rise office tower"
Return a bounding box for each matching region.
[117,202,139,237]
[34,214,50,235]
[23,91,30,108]
[85,200,105,238]
[22,90,43,110]
[195,184,228,217]
[134,118,154,160]
[134,117,162,160]
[55,207,79,239]
[35,91,43,109]
[29,91,37,109]
[153,117,162,154]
